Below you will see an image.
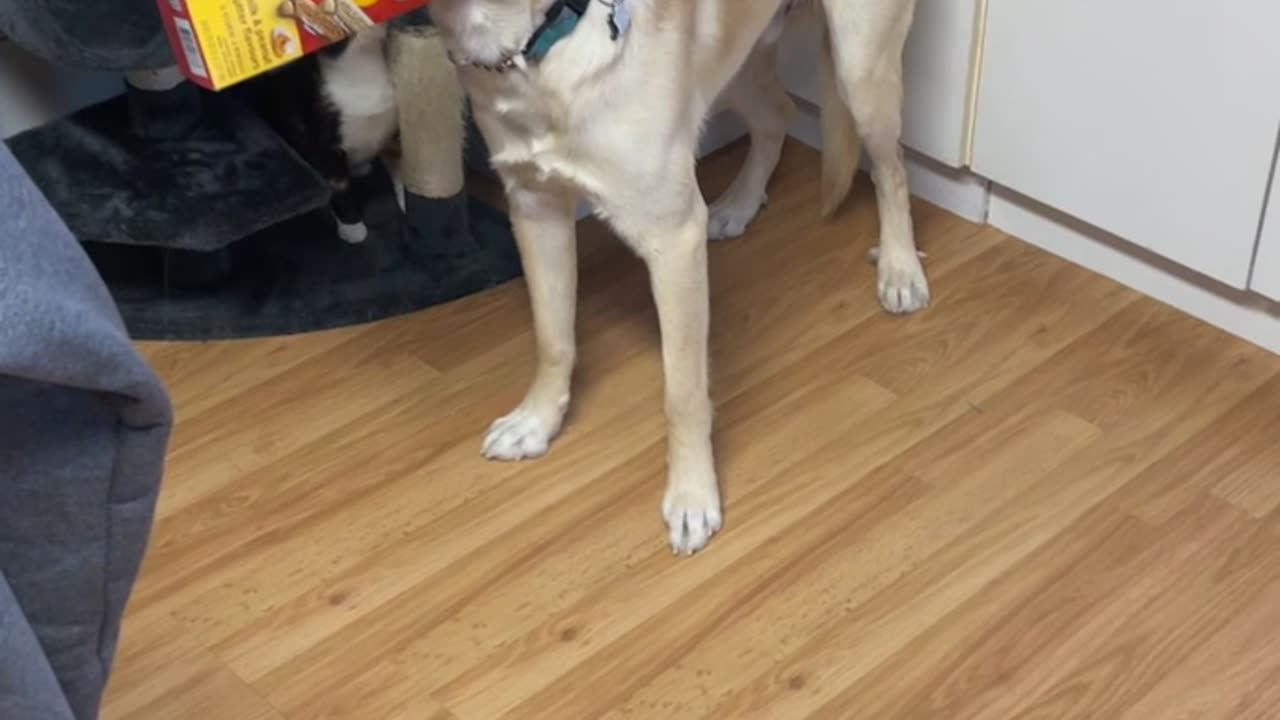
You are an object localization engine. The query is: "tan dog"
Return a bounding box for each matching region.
[427,0,928,554]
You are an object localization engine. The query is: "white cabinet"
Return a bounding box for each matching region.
[778,0,985,168]
[898,0,984,167]
[1251,161,1280,302]
[971,0,1280,289]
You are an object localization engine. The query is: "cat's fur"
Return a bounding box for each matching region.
[245,25,400,243]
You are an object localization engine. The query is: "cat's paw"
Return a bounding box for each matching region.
[337,220,368,244]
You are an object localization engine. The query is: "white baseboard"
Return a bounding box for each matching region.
[989,185,1280,355]
[785,98,991,224]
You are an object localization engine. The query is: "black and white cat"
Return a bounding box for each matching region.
[247,25,401,243]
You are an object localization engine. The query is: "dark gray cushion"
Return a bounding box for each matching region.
[0,575,77,720]
[0,0,175,70]
[0,142,172,719]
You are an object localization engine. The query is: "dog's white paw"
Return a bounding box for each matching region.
[707,193,765,241]
[482,408,556,461]
[871,247,930,315]
[663,483,723,555]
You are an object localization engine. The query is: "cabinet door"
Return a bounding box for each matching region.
[971,1,1280,288]
[1251,150,1280,302]
[778,0,985,167]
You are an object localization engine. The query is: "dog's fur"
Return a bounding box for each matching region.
[427,0,929,554]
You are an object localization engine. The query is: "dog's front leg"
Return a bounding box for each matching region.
[483,185,578,461]
[644,199,722,555]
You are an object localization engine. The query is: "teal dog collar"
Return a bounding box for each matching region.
[457,0,627,73]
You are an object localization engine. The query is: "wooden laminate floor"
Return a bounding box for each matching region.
[104,139,1280,720]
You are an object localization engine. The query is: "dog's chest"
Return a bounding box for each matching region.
[762,0,803,44]
[320,43,398,165]
[469,75,586,177]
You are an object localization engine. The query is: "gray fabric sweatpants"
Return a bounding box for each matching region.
[1,143,173,720]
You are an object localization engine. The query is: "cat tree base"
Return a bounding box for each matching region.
[5,83,521,341]
[79,165,521,341]
[6,88,330,253]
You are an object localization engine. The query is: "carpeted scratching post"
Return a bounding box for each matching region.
[124,65,202,139]
[388,15,523,294]
[390,24,467,207]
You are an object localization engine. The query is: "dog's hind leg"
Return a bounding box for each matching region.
[706,42,794,240]
[482,184,578,461]
[823,0,930,314]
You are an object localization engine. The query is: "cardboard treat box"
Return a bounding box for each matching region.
[156,0,429,90]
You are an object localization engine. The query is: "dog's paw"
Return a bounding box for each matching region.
[707,193,765,241]
[482,408,556,461]
[871,246,930,315]
[663,482,723,555]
